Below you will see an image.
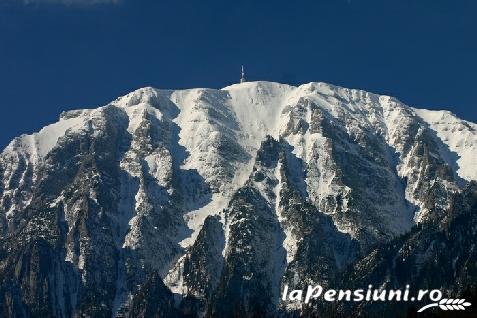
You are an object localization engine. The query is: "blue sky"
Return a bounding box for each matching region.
[0,0,476,148]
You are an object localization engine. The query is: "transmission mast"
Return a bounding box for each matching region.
[240,65,246,83]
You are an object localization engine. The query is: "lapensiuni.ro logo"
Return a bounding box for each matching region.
[282,285,472,313]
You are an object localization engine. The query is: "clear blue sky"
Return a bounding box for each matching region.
[0,0,476,149]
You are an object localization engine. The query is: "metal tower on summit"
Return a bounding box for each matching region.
[240,65,246,83]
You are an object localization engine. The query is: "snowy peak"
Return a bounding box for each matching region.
[2,81,476,228]
[5,81,475,183]
[1,81,476,317]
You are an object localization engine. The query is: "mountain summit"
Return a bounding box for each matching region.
[1,81,476,317]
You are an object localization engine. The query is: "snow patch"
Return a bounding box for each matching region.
[414,108,477,181]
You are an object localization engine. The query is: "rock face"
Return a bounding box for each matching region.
[0,81,476,317]
[331,181,477,318]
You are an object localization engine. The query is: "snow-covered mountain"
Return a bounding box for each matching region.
[0,81,476,317]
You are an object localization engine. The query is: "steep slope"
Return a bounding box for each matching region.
[331,181,477,318]
[0,81,475,317]
[413,108,477,181]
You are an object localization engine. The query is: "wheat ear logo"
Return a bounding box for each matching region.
[417,298,472,312]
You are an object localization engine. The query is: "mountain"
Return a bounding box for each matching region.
[0,81,476,317]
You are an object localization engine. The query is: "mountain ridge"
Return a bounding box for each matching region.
[0,81,476,317]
